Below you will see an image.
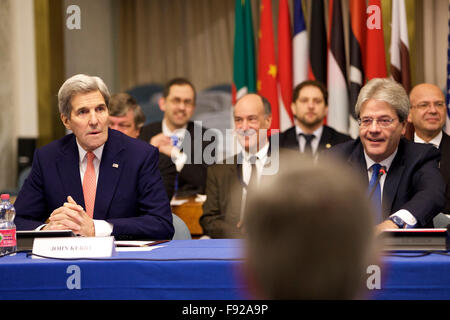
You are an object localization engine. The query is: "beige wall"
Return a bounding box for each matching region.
[63,0,118,93]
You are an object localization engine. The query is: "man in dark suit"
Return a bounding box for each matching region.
[200,94,276,238]
[408,83,450,215]
[139,78,217,196]
[14,74,174,239]
[280,80,351,158]
[109,92,176,200]
[328,78,445,231]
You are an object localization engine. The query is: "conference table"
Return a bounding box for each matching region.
[1,239,450,300]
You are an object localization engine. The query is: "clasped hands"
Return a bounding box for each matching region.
[43,196,95,237]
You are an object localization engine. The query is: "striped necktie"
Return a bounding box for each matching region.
[368,163,382,223]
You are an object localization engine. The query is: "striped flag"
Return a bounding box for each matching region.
[366,0,387,79]
[308,0,327,84]
[349,0,366,138]
[277,0,294,131]
[232,0,256,105]
[327,0,349,134]
[390,0,413,139]
[293,0,308,87]
[390,0,411,92]
[257,0,279,131]
[446,2,450,135]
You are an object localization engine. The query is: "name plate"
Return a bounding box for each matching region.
[32,236,115,259]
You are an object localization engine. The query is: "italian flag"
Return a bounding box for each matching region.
[232,0,256,105]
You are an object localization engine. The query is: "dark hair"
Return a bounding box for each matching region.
[292,80,328,105]
[163,77,196,102]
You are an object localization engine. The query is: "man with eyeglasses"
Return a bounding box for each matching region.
[408,83,450,215]
[139,78,217,197]
[327,78,445,231]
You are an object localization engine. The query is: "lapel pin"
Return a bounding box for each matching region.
[112,163,119,168]
[326,143,331,149]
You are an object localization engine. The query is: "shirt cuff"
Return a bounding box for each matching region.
[93,220,114,236]
[36,221,113,236]
[390,209,417,228]
[171,148,187,172]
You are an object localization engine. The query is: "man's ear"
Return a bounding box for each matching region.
[61,113,71,131]
[158,97,166,112]
[407,112,413,124]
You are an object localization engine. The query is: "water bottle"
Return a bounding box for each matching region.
[0,194,17,256]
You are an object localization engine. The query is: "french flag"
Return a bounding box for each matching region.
[293,0,308,87]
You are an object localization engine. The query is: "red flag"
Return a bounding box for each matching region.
[349,0,366,137]
[277,0,294,130]
[258,0,279,131]
[366,0,387,79]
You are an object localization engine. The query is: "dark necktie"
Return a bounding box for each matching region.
[368,163,382,223]
[300,133,315,155]
[248,155,258,188]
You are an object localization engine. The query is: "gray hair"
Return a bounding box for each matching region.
[355,78,410,122]
[109,93,146,130]
[58,74,110,119]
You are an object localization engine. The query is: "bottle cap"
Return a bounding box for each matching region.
[1,194,10,200]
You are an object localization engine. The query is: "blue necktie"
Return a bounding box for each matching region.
[368,163,382,224]
[171,135,179,195]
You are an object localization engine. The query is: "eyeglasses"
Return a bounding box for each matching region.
[413,101,446,109]
[357,117,397,128]
[169,97,194,107]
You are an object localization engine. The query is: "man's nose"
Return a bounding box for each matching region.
[368,120,381,132]
[89,111,99,125]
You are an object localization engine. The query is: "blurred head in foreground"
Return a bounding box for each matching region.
[243,153,378,299]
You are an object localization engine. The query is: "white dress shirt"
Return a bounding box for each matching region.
[295,125,323,155]
[364,149,417,227]
[414,131,442,149]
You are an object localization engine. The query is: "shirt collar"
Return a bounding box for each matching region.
[364,148,398,172]
[162,119,188,139]
[295,125,323,140]
[76,139,104,163]
[414,131,442,148]
[242,141,270,163]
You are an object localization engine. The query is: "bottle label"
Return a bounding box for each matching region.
[0,228,16,247]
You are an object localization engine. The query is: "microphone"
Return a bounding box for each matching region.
[368,166,387,199]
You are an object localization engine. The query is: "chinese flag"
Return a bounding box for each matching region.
[366,0,387,79]
[257,0,279,131]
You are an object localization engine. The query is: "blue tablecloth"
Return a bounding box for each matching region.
[1,239,450,300]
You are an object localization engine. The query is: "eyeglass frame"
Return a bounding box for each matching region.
[357,117,399,128]
[412,101,446,110]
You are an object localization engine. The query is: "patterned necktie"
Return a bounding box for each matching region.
[368,163,382,224]
[82,152,96,218]
[300,133,315,155]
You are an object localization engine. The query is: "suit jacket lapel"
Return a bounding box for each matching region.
[348,140,368,184]
[94,130,125,220]
[56,135,85,207]
[383,145,405,215]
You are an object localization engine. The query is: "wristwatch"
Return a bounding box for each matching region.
[389,215,407,229]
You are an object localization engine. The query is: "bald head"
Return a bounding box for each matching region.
[408,83,446,141]
[234,94,272,153]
